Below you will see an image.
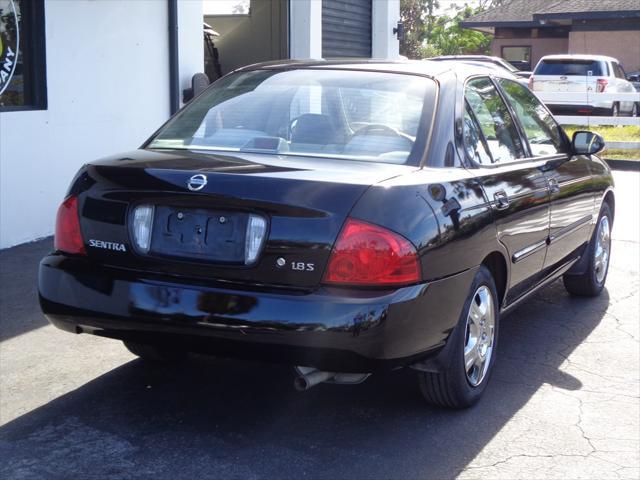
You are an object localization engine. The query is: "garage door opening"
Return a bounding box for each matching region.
[203,0,288,80]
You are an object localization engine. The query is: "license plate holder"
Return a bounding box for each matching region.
[149,206,248,263]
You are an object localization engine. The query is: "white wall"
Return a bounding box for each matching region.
[0,0,203,249]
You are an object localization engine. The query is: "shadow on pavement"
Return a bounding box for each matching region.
[0,279,609,479]
[0,238,52,341]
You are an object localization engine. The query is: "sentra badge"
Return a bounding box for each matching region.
[89,239,127,252]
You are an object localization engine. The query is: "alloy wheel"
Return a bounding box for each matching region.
[463,285,495,387]
[594,215,611,284]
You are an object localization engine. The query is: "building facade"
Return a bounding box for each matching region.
[461,0,640,72]
[0,0,400,249]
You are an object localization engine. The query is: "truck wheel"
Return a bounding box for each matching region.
[417,265,499,409]
[563,202,612,297]
[123,340,187,363]
[609,103,619,117]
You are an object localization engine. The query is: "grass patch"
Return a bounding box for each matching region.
[601,149,640,160]
[562,125,640,142]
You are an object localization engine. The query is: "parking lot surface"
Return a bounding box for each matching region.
[1,171,638,480]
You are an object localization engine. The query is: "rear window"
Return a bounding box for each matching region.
[148,69,436,165]
[535,60,607,76]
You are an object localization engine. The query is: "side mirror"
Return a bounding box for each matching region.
[572,131,605,156]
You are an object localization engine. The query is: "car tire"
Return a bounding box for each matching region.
[632,103,639,117]
[609,103,619,117]
[123,340,188,363]
[417,265,499,409]
[563,202,612,297]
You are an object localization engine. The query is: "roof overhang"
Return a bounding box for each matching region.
[460,20,554,33]
[533,10,640,21]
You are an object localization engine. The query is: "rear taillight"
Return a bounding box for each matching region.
[323,219,420,286]
[596,79,608,93]
[528,76,534,90]
[54,196,86,255]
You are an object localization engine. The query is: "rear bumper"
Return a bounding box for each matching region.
[38,255,476,372]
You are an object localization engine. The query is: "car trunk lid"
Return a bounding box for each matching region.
[73,149,411,288]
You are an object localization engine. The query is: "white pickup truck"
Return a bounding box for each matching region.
[530,54,638,117]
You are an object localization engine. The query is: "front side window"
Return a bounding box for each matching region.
[149,69,435,165]
[0,0,47,110]
[497,78,566,157]
[464,77,526,164]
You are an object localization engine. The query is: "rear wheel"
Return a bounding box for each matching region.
[631,103,639,117]
[609,103,619,117]
[417,266,499,409]
[563,202,612,297]
[123,340,188,363]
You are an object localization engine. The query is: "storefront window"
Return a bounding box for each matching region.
[0,0,46,111]
[501,46,532,71]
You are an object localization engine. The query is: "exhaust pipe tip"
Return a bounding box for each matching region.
[294,369,336,391]
[294,376,311,392]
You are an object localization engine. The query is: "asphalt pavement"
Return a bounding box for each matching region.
[1,171,638,480]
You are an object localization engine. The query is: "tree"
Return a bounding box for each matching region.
[477,0,506,10]
[399,0,426,59]
[425,0,440,39]
[429,6,491,55]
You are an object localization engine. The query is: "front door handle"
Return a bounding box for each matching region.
[548,178,560,194]
[494,191,509,210]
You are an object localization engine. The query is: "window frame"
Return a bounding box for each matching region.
[494,77,570,159]
[459,74,570,170]
[0,0,47,112]
[461,75,528,167]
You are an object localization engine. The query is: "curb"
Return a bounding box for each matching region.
[605,158,640,171]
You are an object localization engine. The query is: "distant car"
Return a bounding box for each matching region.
[530,54,638,116]
[431,55,532,81]
[628,71,640,91]
[39,60,615,409]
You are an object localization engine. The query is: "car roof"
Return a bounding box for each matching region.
[539,54,619,63]
[235,59,518,81]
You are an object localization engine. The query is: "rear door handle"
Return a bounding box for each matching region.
[494,191,509,210]
[548,178,560,194]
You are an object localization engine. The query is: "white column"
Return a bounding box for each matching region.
[178,0,205,103]
[289,0,323,59]
[372,0,400,59]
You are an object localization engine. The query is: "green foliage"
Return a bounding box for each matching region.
[428,6,491,56]
[400,1,493,59]
[399,0,426,59]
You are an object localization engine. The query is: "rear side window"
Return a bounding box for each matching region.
[496,79,567,157]
[535,60,606,76]
[464,77,526,164]
[463,102,493,165]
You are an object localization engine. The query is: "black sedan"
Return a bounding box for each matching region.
[39,60,614,409]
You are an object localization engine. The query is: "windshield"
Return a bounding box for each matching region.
[148,69,435,165]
